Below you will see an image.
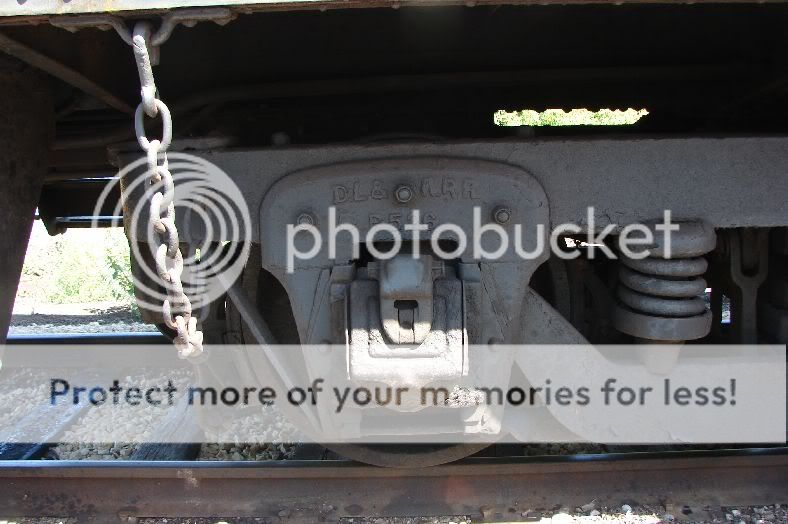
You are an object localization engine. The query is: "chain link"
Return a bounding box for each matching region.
[130,21,203,358]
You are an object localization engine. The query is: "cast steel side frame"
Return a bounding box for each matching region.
[115,136,788,243]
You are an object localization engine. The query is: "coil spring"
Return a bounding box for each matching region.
[617,257,708,318]
[613,221,716,341]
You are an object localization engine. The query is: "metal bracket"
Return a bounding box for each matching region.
[343,256,469,386]
[378,255,434,345]
[710,228,769,343]
[50,8,236,64]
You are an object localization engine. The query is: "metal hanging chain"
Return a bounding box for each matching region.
[49,10,235,357]
[129,21,203,359]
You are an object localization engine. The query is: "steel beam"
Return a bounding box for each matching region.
[0,32,133,114]
[0,61,53,343]
[115,136,788,243]
[3,0,788,20]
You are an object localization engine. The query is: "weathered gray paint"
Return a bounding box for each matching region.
[117,135,788,243]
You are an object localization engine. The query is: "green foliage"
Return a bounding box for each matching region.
[494,108,649,127]
[19,223,136,305]
[104,234,136,303]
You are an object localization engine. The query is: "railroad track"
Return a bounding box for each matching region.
[2,334,786,522]
[0,448,786,522]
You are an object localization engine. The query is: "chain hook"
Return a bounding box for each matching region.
[132,21,159,117]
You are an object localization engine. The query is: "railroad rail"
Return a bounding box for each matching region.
[0,448,786,522]
[1,333,786,520]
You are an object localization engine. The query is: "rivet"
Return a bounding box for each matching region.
[493,206,512,224]
[296,212,316,226]
[394,185,413,203]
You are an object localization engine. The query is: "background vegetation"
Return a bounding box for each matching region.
[18,222,136,305]
[495,108,648,127]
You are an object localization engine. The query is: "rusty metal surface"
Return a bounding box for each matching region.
[126,20,205,358]
[4,0,788,20]
[0,451,785,521]
[0,61,52,344]
[37,178,120,234]
[0,32,132,114]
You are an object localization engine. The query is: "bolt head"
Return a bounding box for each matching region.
[394,185,413,203]
[296,212,315,226]
[493,206,512,224]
